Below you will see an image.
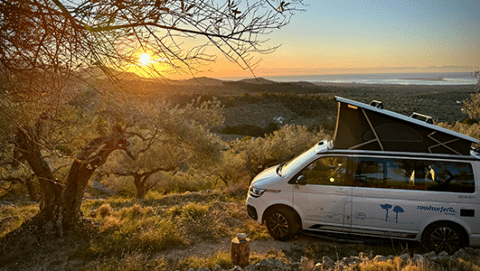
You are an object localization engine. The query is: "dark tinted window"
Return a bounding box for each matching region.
[353,157,475,193]
[299,156,350,186]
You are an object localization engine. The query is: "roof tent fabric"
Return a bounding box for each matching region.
[333,97,480,155]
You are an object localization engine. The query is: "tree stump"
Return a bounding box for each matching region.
[231,233,249,267]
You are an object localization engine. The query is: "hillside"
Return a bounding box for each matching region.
[2,188,479,270]
[1,77,479,270]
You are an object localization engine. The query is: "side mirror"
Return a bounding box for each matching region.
[296,175,307,185]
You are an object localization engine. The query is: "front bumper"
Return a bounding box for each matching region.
[247,204,258,221]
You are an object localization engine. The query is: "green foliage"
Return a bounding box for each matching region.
[0,204,39,239]
[96,95,225,199]
[73,189,250,264]
[215,124,331,185]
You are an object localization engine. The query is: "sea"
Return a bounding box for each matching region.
[223,72,478,85]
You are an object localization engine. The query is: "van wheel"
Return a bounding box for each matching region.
[422,222,466,254]
[265,208,299,241]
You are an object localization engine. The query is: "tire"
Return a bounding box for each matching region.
[265,208,300,241]
[422,222,467,254]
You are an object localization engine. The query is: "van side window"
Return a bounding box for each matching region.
[299,156,350,186]
[353,157,475,193]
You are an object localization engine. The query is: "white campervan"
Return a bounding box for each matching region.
[246,97,480,254]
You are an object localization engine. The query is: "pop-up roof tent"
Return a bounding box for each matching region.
[333,97,480,155]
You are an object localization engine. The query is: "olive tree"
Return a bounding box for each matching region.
[0,0,304,239]
[99,97,225,199]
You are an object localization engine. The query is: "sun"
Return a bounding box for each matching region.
[139,53,151,65]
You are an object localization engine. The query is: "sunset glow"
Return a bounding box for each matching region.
[124,0,479,80]
[139,53,151,66]
[206,0,480,79]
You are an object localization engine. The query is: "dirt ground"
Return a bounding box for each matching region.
[156,231,426,265]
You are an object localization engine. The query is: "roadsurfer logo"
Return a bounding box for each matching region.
[417,205,456,215]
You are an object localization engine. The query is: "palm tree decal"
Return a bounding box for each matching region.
[380,204,392,222]
[393,206,404,223]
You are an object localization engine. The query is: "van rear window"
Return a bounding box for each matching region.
[353,157,475,193]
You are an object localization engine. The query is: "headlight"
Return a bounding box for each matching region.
[249,186,266,198]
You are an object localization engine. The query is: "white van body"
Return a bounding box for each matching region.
[246,140,480,253]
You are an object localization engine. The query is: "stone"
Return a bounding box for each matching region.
[438,251,450,260]
[399,253,410,263]
[425,251,436,258]
[413,254,425,264]
[243,264,256,271]
[342,257,355,265]
[322,256,335,268]
[287,262,301,270]
[257,259,274,271]
[272,259,284,269]
[373,255,386,262]
[454,248,471,260]
[212,265,223,271]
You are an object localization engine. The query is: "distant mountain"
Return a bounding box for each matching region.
[78,67,144,81]
[237,77,275,84]
[176,76,224,86]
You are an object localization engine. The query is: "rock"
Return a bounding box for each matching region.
[373,255,386,262]
[342,257,355,265]
[272,259,284,269]
[399,253,410,263]
[229,266,242,271]
[465,247,480,257]
[454,248,471,261]
[386,255,395,261]
[287,262,301,270]
[256,259,274,271]
[413,254,425,264]
[187,268,196,271]
[212,265,223,271]
[425,251,436,259]
[243,264,256,271]
[322,256,335,269]
[237,233,248,241]
[438,251,449,260]
[198,268,211,271]
[350,256,361,264]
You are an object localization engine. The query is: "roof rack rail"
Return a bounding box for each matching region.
[369,100,383,109]
[410,112,433,124]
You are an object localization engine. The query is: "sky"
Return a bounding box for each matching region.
[206,0,480,79]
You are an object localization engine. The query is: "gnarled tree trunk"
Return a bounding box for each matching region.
[5,125,128,240]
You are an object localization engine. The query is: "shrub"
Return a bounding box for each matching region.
[181,202,210,220]
[97,204,112,218]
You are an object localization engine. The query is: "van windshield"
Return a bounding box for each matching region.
[278,147,317,177]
